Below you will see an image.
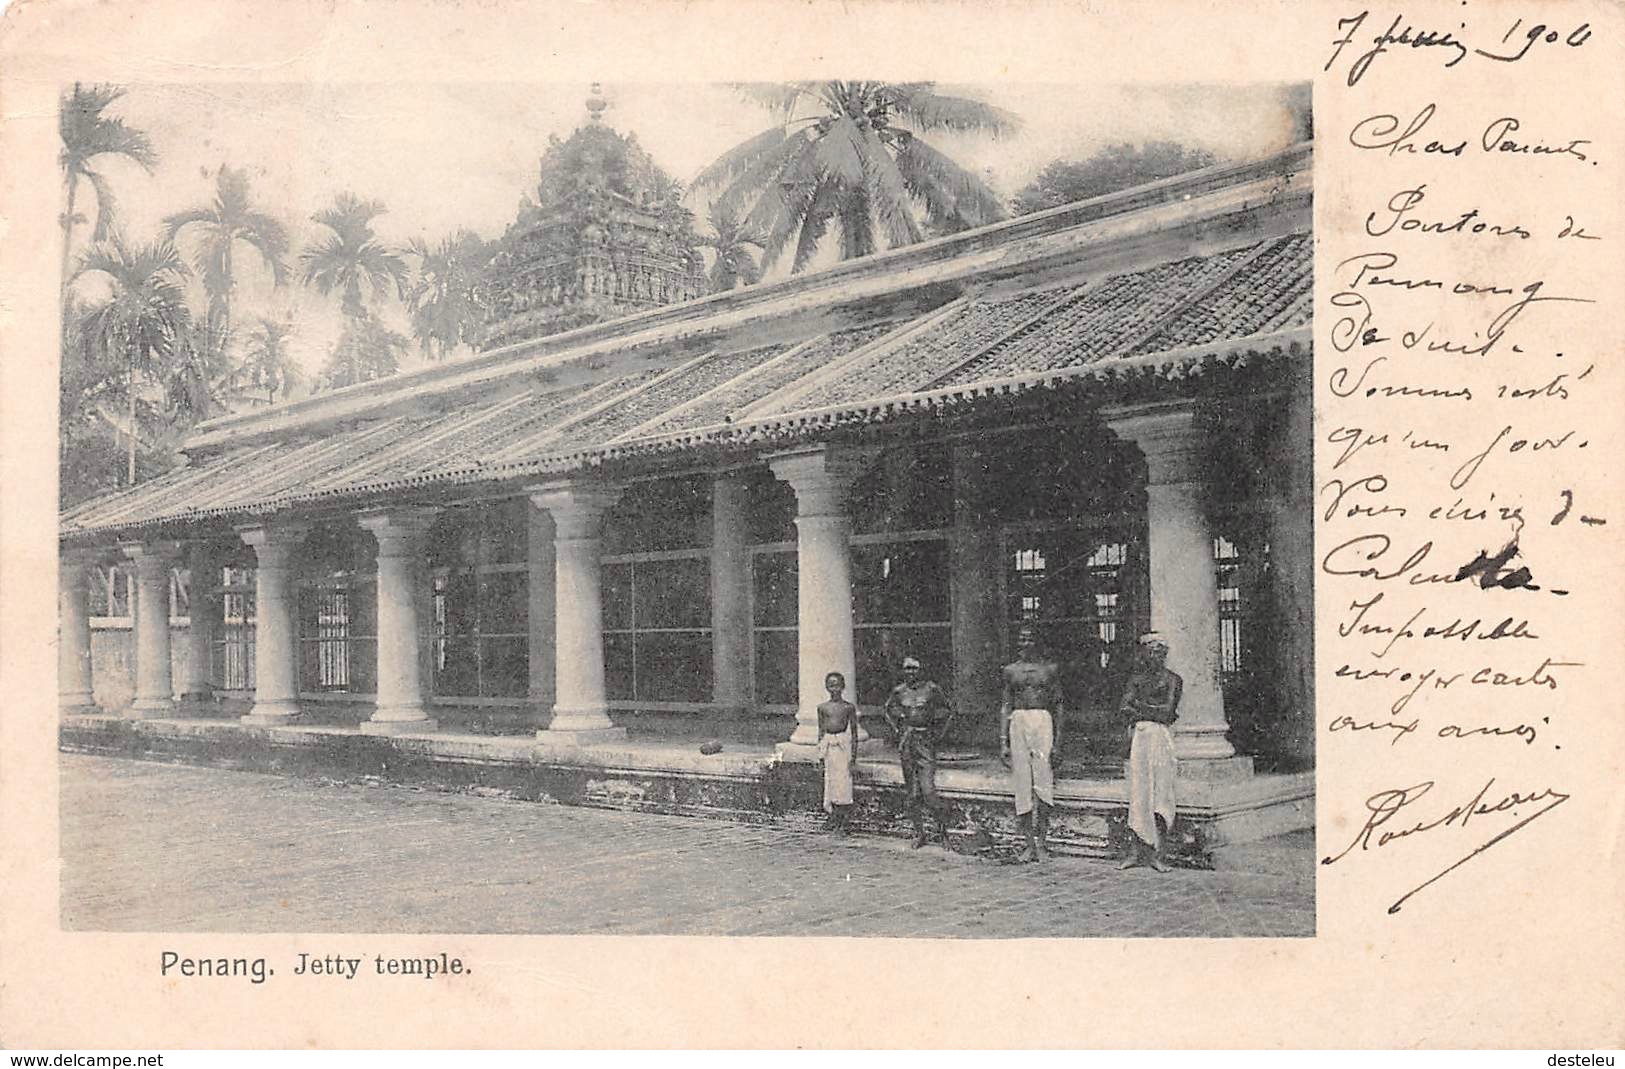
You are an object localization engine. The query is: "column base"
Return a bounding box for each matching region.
[775,740,823,763]
[126,698,175,718]
[1174,725,1237,761]
[535,726,628,746]
[59,693,98,714]
[241,700,301,726]
[1175,755,1256,783]
[360,717,440,736]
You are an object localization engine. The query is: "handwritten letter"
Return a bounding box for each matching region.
[1318,4,1623,918]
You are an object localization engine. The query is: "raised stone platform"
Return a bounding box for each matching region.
[58,712,1313,866]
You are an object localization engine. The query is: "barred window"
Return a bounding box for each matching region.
[750,548,797,707]
[603,554,712,704]
[1005,526,1143,709]
[1212,524,1269,683]
[297,524,377,694]
[87,564,131,618]
[851,535,951,706]
[430,499,530,699]
[212,566,256,691]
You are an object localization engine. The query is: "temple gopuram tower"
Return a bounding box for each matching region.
[478,85,708,348]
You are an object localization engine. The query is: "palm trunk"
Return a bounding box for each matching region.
[126,359,137,486]
[60,176,79,296]
[220,246,233,342]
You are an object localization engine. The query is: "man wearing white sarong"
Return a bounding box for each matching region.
[1119,634,1181,872]
[816,672,858,835]
[1000,628,1064,863]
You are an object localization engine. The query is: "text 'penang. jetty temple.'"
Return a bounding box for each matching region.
[58,143,1314,861]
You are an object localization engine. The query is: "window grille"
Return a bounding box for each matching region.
[602,553,713,704]
[430,499,531,699]
[212,566,256,690]
[851,534,951,707]
[88,564,132,618]
[750,548,797,707]
[1004,525,1142,708]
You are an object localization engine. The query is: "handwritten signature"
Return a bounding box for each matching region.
[1322,778,1571,913]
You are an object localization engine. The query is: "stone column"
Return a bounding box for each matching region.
[179,541,221,706]
[768,447,873,761]
[529,483,626,744]
[1109,404,1235,762]
[120,540,182,716]
[710,473,752,714]
[1267,369,1316,767]
[236,522,309,726]
[58,548,100,712]
[358,509,439,735]
[951,443,1004,750]
[526,501,558,720]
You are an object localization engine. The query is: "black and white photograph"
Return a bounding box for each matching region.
[52,77,1315,939]
[8,0,1625,1053]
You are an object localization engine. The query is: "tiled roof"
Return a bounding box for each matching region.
[565,343,792,445]
[782,295,1056,411]
[1125,233,1312,354]
[933,243,1261,387]
[60,229,1310,542]
[636,325,894,436]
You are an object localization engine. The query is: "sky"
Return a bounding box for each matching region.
[69,81,1305,382]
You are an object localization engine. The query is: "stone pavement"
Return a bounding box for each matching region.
[60,754,1314,938]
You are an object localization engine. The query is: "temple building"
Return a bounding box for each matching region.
[57,134,1315,857]
[477,85,707,348]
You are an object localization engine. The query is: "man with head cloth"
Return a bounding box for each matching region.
[1000,626,1064,861]
[1119,632,1182,871]
[882,655,953,848]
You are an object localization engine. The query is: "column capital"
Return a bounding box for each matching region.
[119,540,183,572]
[358,507,440,555]
[235,520,312,551]
[527,482,624,540]
[1105,402,1205,486]
[767,446,878,517]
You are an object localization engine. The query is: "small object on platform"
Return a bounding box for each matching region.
[698,740,723,755]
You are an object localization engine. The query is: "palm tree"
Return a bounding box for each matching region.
[238,318,303,404]
[696,203,766,292]
[301,193,409,386]
[163,317,240,424]
[59,83,157,295]
[692,82,1018,273]
[301,194,408,318]
[163,165,290,338]
[405,230,489,360]
[318,314,409,391]
[74,234,192,485]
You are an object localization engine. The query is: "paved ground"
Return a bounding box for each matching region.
[60,754,1315,938]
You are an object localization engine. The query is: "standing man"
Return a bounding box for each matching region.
[1119,633,1181,872]
[816,670,858,836]
[883,655,952,849]
[1000,627,1064,862]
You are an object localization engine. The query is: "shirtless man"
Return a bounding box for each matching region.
[1119,633,1181,872]
[816,671,858,836]
[883,656,953,849]
[1000,627,1064,862]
